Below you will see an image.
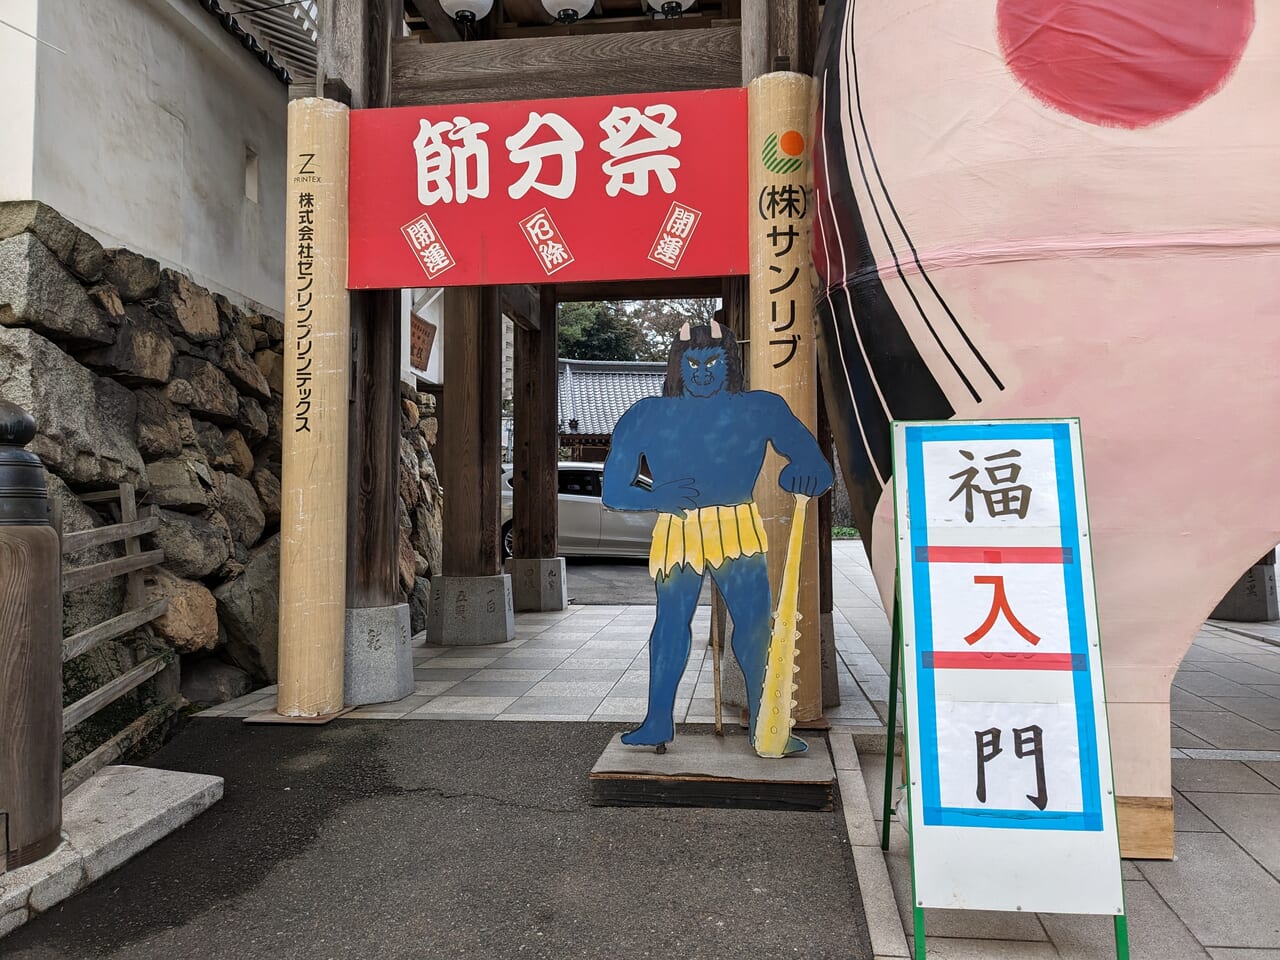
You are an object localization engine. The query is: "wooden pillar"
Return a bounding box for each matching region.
[513,288,559,561]
[740,1,825,724]
[818,380,839,710]
[318,0,403,612]
[309,0,411,708]
[278,98,350,718]
[742,0,818,75]
[715,277,750,716]
[347,290,401,608]
[748,71,823,723]
[442,287,504,579]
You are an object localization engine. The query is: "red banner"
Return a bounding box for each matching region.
[347,88,748,289]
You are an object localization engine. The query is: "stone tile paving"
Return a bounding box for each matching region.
[829,540,1280,958]
[201,598,884,728]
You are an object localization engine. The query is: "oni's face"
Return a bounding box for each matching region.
[682,346,728,397]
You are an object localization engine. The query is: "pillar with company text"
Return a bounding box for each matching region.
[748,72,824,724]
[277,98,351,718]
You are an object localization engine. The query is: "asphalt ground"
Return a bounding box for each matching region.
[566,558,713,605]
[7,720,872,960]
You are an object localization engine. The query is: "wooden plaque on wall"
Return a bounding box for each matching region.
[410,313,437,372]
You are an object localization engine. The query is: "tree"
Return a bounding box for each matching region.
[624,298,719,361]
[557,301,642,361]
[556,297,722,362]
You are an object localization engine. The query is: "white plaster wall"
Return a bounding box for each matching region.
[0,0,39,202]
[29,0,286,311]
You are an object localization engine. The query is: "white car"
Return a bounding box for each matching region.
[500,462,657,559]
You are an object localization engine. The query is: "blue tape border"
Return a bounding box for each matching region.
[904,421,1103,832]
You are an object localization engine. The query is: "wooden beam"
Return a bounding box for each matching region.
[490,14,723,39]
[502,284,540,332]
[346,289,402,608]
[817,377,838,710]
[740,0,768,83]
[512,287,559,560]
[555,275,724,302]
[769,0,818,74]
[741,0,817,77]
[61,599,168,663]
[62,654,167,734]
[320,0,406,611]
[61,550,164,594]
[0,524,62,869]
[61,697,181,796]
[479,286,505,573]
[60,514,159,555]
[419,0,462,42]
[442,287,505,578]
[391,26,741,106]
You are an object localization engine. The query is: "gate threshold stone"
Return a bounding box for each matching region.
[0,765,222,938]
[590,729,834,811]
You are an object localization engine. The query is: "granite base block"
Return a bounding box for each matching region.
[426,574,515,646]
[344,604,415,706]
[506,557,568,612]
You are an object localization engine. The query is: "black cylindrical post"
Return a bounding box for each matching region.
[0,400,63,869]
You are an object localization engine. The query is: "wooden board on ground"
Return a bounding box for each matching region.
[243,707,355,726]
[589,731,834,811]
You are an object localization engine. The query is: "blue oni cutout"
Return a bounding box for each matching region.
[602,320,833,753]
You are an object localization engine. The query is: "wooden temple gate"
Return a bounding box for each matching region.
[277,0,838,723]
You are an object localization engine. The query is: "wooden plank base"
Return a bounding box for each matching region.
[1117,795,1175,860]
[243,706,355,726]
[590,730,834,812]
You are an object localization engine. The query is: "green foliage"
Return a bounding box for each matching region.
[832,525,861,539]
[557,301,641,361]
[625,298,719,361]
[556,298,722,362]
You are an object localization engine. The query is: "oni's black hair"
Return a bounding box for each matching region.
[662,314,744,397]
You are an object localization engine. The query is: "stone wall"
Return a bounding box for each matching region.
[400,383,442,635]
[830,450,857,532]
[0,200,285,747]
[0,200,445,752]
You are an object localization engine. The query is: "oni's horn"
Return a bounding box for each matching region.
[709,319,723,339]
[679,323,692,341]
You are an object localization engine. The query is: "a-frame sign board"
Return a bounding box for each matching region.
[882,419,1129,960]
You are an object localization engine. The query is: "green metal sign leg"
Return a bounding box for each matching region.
[881,575,903,851]
[1114,914,1130,960]
[913,904,927,959]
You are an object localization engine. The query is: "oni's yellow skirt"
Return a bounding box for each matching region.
[649,502,768,579]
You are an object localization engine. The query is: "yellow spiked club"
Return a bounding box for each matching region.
[754,494,809,757]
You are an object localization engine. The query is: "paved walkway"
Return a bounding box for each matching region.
[203,562,887,726]
[104,542,1280,957]
[828,541,1280,960]
[4,721,872,960]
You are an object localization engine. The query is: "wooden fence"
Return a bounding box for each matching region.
[59,482,178,793]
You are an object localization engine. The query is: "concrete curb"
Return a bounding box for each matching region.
[829,728,911,960]
[0,765,223,938]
